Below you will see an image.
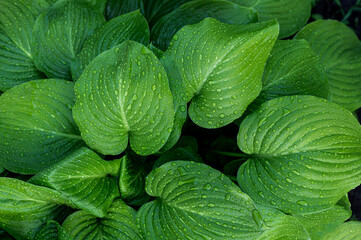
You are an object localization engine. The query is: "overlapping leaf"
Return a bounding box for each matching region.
[137,161,264,239]
[106,0,144,20]
[71,10,150,80]
[32,0,105,79]
[162,18,279,128]
[0,0,47,91]
[30,148,120,217]
[295,20,361,111]
[237,95,361,214]
[73,41,175,155]
[231,0,311,38]
[62,199,142,240]
[0,178,73,240]
[151,0,259,51]
[0,79,84,174]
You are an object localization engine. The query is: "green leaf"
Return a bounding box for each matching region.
[295,195,352,239]
[35,221,72,240]
[73,41,175,156]
[71,10,150,80]
[137,161,264,240]
[237,95,361,214]
[62,199,142,240]
[151,0,259,51]
[30,148,120,218]
[252,39,329,108]
[319,221,361,240]
[118,153,149,206]
[231,0,311,38]
[32,0,105,79]
[0,79,84,174]
[106,0,144,20]
[0,177,73,240]
[295,20,361,111]
[162,18,279,128]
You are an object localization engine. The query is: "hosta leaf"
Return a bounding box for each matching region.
[237,95,361,214]
[30,148,120,218]
[71,10,150,80]
[253,39,329,108]
[0,178,73,240]
[0,79,84,174]
[62,199,142,240]
[137,161,264,240]
[295,20,361,111]
[73,41,174,156]
[106,0,144,20]
[151,0,259,51]
[319,221,361,240]
[35,221,72,240]
[162,18,279,128]
[231,0,311,38]
[32,0,105,79]
[295,195,351,239]
[119,153,149,206]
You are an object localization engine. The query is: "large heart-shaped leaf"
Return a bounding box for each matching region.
[73,41,175,156]
[137,161,264,239]
[151,0,259,51]
[0,79,84,174]
[237,95,361,214]
[0,178,73,240]
[62,199,142,240]
[295,20,361,111]
[106,0,144,20]
[30,148,120,218]
[231,0,311,38]
[0,0,47,91]
[162,18,279,128]
[71,10,150,80]
[32,0,105,79]
[252,39,329,108]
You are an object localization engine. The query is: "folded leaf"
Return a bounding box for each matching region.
[0,79,84,174]
[106,0,144,20]
[30,148,120,218]
[35,221,72,240]
[253,39,329,108]
[73,41,175,156]
[162,18,279,128]
[237,95,361,214]
[295,20,361,111]
[137,161,264,239]
[0,178,73,240]
[62,199,142,240]
[151,0,259,51]
[319,221,361,240]
[32,0,105,79]
[71,10,150,80]
[231,0,311,38]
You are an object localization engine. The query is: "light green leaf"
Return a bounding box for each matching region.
[237,95,361,214]
[137,161,264,240]
[319,221,361,240]
[295,195,352,239]
[0,177,73,240]
[252,39,329,108]
[231,0,311,38]
[295,20,361,111]
[119,153,149,206]
[34,221,72,240]
[73,41,175,156]
[71,10,150,80]
[0,79,84,174]
[151,0,259,51]
[32,0,105,79]
[30,148,120,218]
[62,199,142,240]
[162,18,279,128]
[106,0,144,20]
